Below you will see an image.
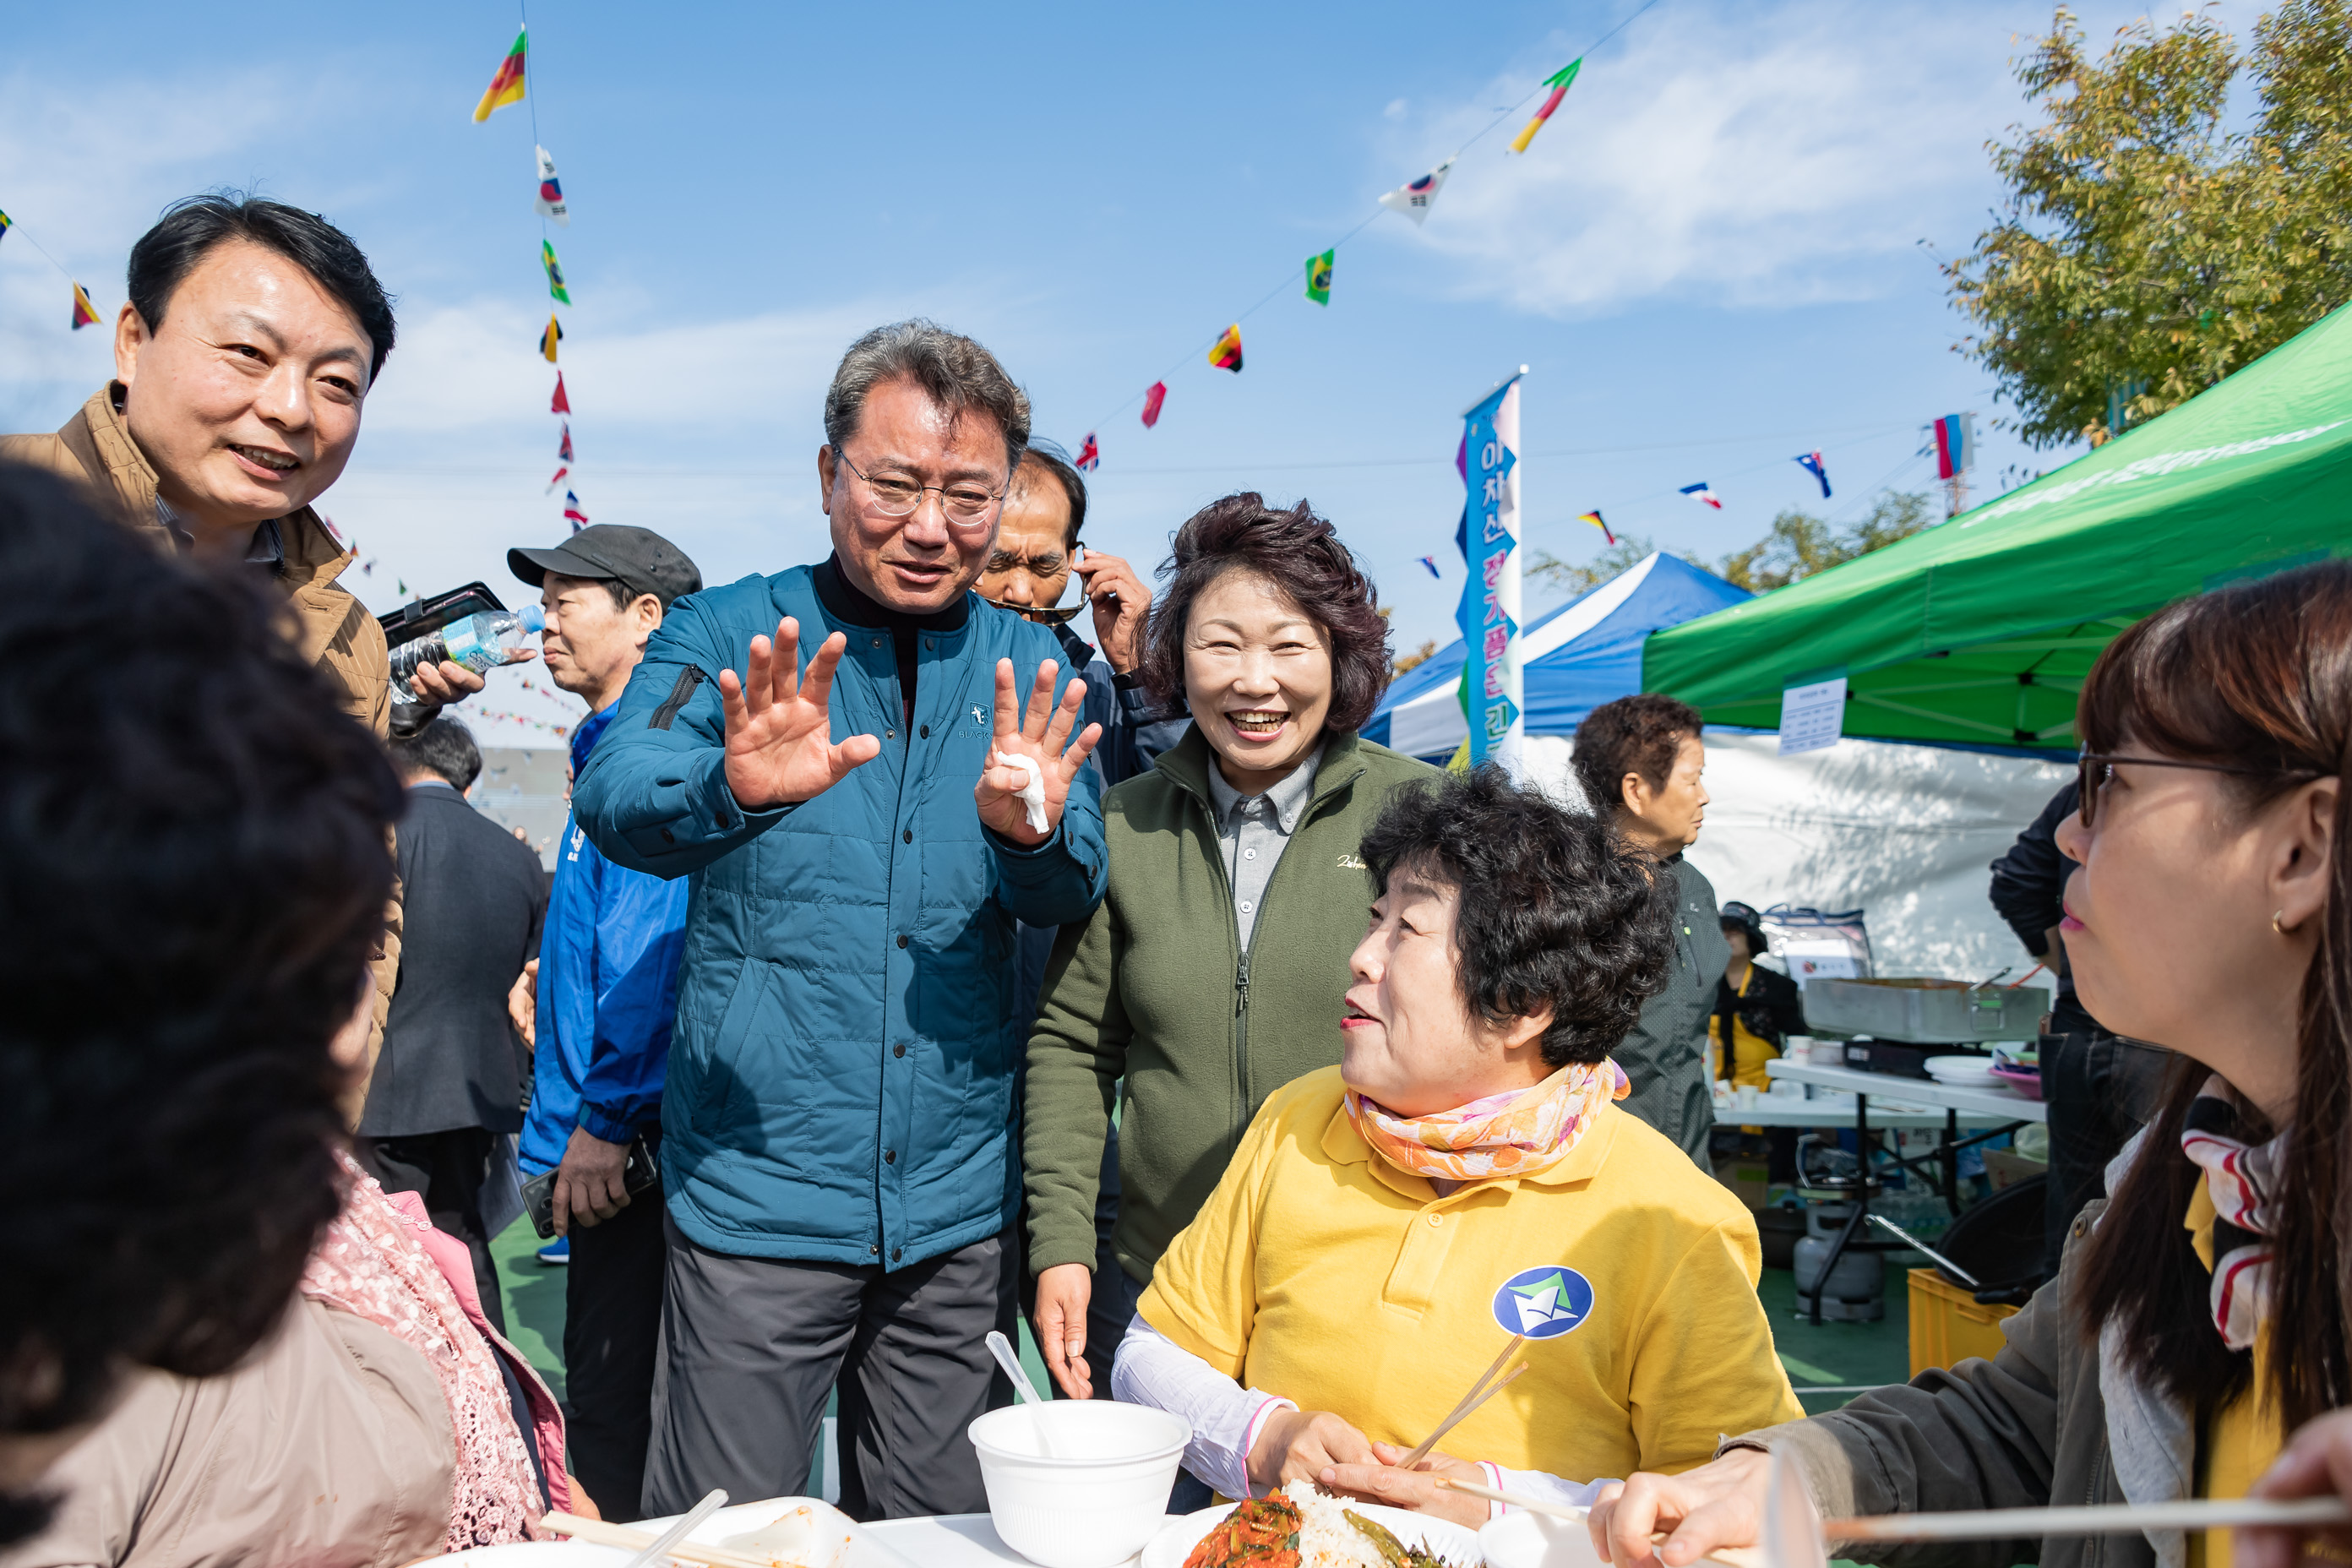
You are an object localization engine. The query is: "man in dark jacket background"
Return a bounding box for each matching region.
[1571,694,1727,1166]
[358,716,547,1328]
[574,320,1108,1521]
[1988,780,2167,1272]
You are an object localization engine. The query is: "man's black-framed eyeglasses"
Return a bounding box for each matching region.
[2076,752,2284,828]
[836,449,1005,528]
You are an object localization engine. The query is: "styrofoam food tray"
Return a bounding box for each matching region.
[429,1497,924,1568]
[1141,1500,1482,1568]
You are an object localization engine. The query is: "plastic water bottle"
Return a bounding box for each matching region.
[389,606,544,704]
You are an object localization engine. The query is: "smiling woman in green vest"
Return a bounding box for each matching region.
[1022,493,1436,1423]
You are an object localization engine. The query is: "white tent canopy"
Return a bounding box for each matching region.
[1522,731,2072,981]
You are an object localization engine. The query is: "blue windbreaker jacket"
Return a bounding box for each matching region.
[572,567,1107,1267]
[519,705,693,1175]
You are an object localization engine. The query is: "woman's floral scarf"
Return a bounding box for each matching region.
[1345,1060,1629,1184]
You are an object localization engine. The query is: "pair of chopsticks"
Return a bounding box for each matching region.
[542,1511,763,1568]
[1436,1478,2352,1552]
[1828,1496,2352,1541]
[1394,1336,1529,1470]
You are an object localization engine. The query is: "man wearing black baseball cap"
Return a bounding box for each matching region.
[507,522,702,1517]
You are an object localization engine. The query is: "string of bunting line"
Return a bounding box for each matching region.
[1054,5,1663,474]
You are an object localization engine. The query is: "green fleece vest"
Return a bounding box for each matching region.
[1022,725,1439,1282]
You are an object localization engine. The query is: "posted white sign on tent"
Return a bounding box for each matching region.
[1778,677,1848,755]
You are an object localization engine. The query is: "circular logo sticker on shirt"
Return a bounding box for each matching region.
[1491,1265,1595,1340]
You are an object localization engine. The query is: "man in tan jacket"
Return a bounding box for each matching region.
[1,193,488,1069]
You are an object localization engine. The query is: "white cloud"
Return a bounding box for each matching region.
[1372,1,2018,314]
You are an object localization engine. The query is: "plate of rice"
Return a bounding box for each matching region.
[1142,1480,1484,1568]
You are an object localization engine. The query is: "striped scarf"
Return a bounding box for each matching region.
[2179,1077,2284,1352]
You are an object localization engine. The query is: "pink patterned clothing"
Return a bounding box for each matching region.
[302,1151,568,1554]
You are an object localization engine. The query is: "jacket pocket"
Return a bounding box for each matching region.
[692,958,780,1149]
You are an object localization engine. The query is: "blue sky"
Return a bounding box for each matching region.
[0,0,2244,744]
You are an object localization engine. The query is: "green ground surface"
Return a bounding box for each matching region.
[492,1215,1913,1426]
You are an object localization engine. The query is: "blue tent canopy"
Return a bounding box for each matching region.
[1366,552,1752,759]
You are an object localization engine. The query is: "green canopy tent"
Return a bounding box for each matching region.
[1642,306,2352,751]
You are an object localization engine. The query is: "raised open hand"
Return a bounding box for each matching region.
[720,618,882,811]
[974,657,1102,846]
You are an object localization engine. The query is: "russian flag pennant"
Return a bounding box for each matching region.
[564,490,589,532]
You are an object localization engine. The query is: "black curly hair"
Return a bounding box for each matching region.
[0,464,400,1525]
[1140,492,1392,733]
[1358,768,1676,1067]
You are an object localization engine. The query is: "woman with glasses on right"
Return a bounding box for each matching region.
[1586,561,2352,1568]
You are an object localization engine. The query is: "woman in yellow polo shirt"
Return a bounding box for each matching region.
[1109,768,1803,1524]
[1590,563,2352,1568]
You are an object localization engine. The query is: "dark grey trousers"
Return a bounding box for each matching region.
[642,1214,1004,1522]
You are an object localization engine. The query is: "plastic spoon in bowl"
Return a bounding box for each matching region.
[985,1330,1060,1457]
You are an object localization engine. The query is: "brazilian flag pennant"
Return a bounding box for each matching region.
[1305,249,1334,306]
[542,240,571,305]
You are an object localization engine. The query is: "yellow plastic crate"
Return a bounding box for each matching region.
[1908,1267,2019,1377]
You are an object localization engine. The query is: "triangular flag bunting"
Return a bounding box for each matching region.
[1209,324,1243,373]
[1304,249,1334,305]
[551,372,571,415]
[1680,482,1723,509]
[535,144,570,225]
[0,210,12,246]
[563,490,589,532]
[1379,160,1454,226]
[1141,381,1167,428]
[1075,433,1100,472]
[540,313,563,363]
[1508,60,1582,154]
[546,466,570,494]
[70,282,101,329]
[1418,555,1442,579]
[542,241,570,305]
[1794,451,1832,498]
[558,422,574,463]
[1579,509,1614,545]
[473,27,527,122]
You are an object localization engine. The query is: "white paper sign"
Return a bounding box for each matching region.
[1778,676,1848,755]
[1780,942,1861,985]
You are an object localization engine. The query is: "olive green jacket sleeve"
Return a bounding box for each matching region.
[1023,891,1135,1275]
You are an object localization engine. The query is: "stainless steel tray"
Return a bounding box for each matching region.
[1800,977,2050,1043]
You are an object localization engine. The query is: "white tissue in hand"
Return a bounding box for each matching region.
[992,749,1049,832]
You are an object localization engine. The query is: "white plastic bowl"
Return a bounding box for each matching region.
[967,1400,1190,1568]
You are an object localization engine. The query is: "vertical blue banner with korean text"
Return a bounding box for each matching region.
[1455,372,1524,775]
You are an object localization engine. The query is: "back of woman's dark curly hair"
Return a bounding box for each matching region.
[1140,493,1392,734]
[0,466,400,1458]
[1359,768,1676,1066]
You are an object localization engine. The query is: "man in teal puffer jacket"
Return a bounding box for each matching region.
[573,321,1107,1521]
